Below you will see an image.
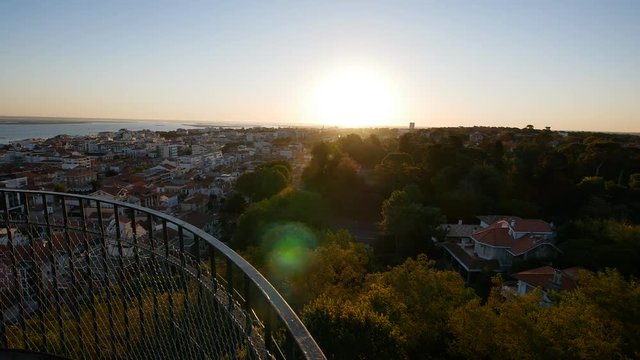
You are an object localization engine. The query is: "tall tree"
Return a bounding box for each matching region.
[302,142,367,216]
[379,190,444,259]
[235,165,289,202]
[365,255,475,358]
[233,188,328,249]
[302,295,406,360]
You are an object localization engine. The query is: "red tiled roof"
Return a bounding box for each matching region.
[511,219,552,233]
[184,193,208,204]
[512,266,584,292]
[473,218,555,255]
[472,221,512,247]
[509,234,554,255]
[560,267,584,279]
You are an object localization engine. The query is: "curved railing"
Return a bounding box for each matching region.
[0,189,325,359]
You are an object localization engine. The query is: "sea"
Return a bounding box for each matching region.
[0,117,248,144]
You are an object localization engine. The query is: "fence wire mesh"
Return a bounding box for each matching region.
[0,190,322,360]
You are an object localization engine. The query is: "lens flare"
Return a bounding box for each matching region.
[262,222,317,276]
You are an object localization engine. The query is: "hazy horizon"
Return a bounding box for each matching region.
[1,1,638,132]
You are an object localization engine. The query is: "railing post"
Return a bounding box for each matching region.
[178,226,188,300]
[0,322,5,350]
[43,193,66,356]
[113,204,131,355]
[244,272,252,313]
[3,191,27,349]
[147,213,160,345]
[162,219,176,357]
[129,208,146,350]
[97,201,116,356]
[226,257,233,311]
[265,307,273,355]
[0,191,8,349]
[23,192,47,351]
[79,198,98,356]
[61,196,84,358]
[209,247,217,291]
[193,234,207,357]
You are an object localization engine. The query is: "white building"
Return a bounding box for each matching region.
[157,144,179,159]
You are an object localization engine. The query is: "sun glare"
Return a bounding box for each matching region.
[311,65,397,127]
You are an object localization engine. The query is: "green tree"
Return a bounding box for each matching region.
[302,142,366,216]
[337,134,386,168]
[449,271,632,359]
[233,188,328,249]
[235,165,289,202]
[374,152,419,193]
[221,192,247,214]
[379,190,444,259]
[364,255,475,358]
[301,295,406,360]
[287,230,373,307]
[564,269,639,356]
[558,220,640,276]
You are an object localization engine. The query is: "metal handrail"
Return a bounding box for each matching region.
[0,188,325,360]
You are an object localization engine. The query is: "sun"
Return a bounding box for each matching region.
[310,65,397,127]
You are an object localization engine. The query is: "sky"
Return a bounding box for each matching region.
[0,0,638,131]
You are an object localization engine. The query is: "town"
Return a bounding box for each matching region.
[0,126,319,233]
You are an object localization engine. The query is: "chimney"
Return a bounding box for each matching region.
[458,219,463,225]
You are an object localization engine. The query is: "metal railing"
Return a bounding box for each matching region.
[0,189,325,359]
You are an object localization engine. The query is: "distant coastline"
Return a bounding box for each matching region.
[0,115,305,129]
[0,117,211,143]
[0,115,179,125]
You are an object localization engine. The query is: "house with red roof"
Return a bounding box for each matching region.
[442,216,559,282]
[506,266,585,304]
[472,217,557,267]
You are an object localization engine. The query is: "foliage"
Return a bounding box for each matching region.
[301,295,406,360]
[378,190,444,259]
[233,188,328,249]
[4,283,247,359]
[374,152,420,194]
[364,255,475,358]
[301,142,374,217]
[558,219,640,276]
[336,133,387,168]
[221,192,247,214]
[287,230,373,308]
[235,162,290,202]
[565,269,640,356]
[448,271,636,360]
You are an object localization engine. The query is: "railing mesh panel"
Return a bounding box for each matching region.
[0,209,271,359]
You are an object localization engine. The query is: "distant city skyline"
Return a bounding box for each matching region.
[1,0,638,132]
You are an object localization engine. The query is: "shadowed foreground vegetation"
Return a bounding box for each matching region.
[5,277,260,359]
[235,229,639,359]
